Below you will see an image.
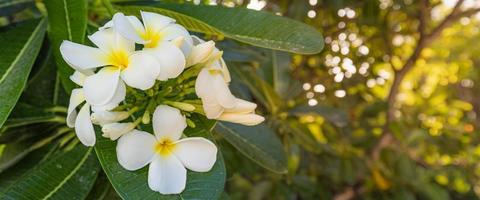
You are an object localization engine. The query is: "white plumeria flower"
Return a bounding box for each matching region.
[116,105,217,194]
[112,11,191,80]
[67,71,126,146]
[191,37,264,126]
[60,28,160,106]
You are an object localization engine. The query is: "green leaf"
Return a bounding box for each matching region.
[258,50,301,100]
[229,65,282,113]
[44,0,88,93]
[0,127,68,172]
[0,142,58,193]
[86,172,121,200]
[94,117,226,199]
[0,145,100,200]
[0,19,47,129]
[116,2,324,54]
[215,122,287,174]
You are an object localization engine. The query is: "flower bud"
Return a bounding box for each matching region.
[101,122,135,140]
[169,101,196,112]
[91,111,130,125]
[187,41,215,66]
[218,113,265,126]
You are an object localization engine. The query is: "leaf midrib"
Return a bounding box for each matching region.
[62,0,73,40]
[41,148,92,200]
[0,19,45,85]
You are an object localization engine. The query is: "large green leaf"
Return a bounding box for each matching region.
[0,142,58,193]
[116,2,324,54]
[0,145,100,200]
[215,122,287,174]
[44,0,88,93]
[94,117,226,200]
[0,19,47,129]
[229,65,282,113]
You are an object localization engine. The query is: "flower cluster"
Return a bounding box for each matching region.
[61,11,264,194]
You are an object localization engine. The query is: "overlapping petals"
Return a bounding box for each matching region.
[112,11,189,80]
[116,105,217,194]
[60,28,160,106]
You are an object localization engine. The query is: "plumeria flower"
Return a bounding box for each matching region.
[116,105,217,194]
[111,11,191,80]
[60,28,160,106]
[66,71,125,146]
[191,37,265,126]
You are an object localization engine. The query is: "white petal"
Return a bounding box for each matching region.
[83,67,121,106]
[218,113,265,126]
[148,156,186,194]
[97,80,126,111]
[141,11,175,33]
[145,42,185,80]
[187,40,215,66]
[201,96,224,119]
[113,13,147,44]
[160,24,193,56]
[224,98,257,114]
[67,89,85,128]
[212,73,236,108]
[152,105,186,141]
[88,28,135,54]
[91,110,129,125]
[99,20,113,30]
[191,35,206,45]
[194,68,210,98]
[121,52,160,90]
[60,41,108,70]
[69,70,94,86]
[102,122,136,140]
[117,130,156,171]
[75,103,96,146]
[173,137,217,172]
[219,58,231,82]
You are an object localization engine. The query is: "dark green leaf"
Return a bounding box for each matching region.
[116,2,324,54]
[44,0,88,93]
[0,128,67,172]
[0,19,47,129]
[215,122,287,174]
[229,65,282,113]
[0,145,100,200]
[0,142,58,193]
[94,117,226,200]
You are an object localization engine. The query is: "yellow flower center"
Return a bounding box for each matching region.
[142,29,163,48]
[154,138,176,156]
[107,50,129,70]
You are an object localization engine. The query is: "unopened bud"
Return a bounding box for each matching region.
[168,102,196,112]
[187,41,215,66]
[101,122,135,140]
[91,111,130,125]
